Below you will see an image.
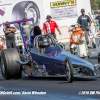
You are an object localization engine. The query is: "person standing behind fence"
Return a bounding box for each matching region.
[94,12,100,30]
[77,9,92,48]
[21,18,31,44]
[3,21,16,48]
[43,15,61,39]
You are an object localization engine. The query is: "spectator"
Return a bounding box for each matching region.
[43,15,61,39]
[77,9,92,47]
[3,21,16,48]
[94,12,100,30]
[21,18,31,43]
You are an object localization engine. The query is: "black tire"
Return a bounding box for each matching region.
[59,42,65,50]
[74,52,78,56]
[88,54,89,59]
[70,48,74,54]
[12,1,40,29]
[98,53,100,63]
[65,58,74,83]
[92,42,96,48]
[1,48,22,79]
[71,48,77,56]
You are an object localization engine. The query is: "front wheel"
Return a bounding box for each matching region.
[65,58,74,83]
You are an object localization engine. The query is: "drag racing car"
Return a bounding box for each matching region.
[0,19,98,83]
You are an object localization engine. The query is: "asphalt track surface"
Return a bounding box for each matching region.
[0,47,100,100]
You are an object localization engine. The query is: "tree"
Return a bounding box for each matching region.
[90,0,99,10]
[96,0,100,9]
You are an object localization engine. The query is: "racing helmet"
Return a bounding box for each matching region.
[38,36,51,48]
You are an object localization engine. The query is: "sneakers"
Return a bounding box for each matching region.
[88,45,91,48]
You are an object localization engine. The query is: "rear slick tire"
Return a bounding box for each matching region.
[1,48,22,80]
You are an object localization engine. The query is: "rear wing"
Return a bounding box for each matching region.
[5,18,33,25]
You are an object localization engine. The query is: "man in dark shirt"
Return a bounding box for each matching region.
[77,9,92,47]
[21,18,31,44]
[94,12,100,30]
[3,21,16,48]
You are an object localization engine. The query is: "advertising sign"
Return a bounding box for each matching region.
[0,0,44,34]
[51,0,78,20]
[51,0,76,8]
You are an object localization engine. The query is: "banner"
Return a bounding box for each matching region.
[0,0,44,47]
[51,0,78,20]
[0,0,44,34]
[51,0,76,8]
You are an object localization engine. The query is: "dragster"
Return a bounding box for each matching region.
[0,18,98,83]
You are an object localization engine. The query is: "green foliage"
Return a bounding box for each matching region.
[90,0,100,10]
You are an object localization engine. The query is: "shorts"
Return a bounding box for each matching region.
[82,31,90,43]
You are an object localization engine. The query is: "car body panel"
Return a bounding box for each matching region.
[30,46,97,76]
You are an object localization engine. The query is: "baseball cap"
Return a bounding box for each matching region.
[81,9,85,12]
[46,15,52,19]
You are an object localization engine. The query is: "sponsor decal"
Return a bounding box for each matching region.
[26,60,48,76]
[51,0,76,8]
[25,3,33,12]
[0,9,5,27]
[0,3,12,27]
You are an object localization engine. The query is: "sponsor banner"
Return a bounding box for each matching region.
[51,5,78,20]
[0,0,44,34]
[50,0,76,8]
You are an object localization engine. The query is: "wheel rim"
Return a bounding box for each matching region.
[65,62,71,81]
[1,59,5,75]
[26,8,37,24]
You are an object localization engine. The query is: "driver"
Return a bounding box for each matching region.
[38,36,51,54]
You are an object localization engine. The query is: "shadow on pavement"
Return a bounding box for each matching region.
[21,76,97,82]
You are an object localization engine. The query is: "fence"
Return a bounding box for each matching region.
[55,26,70,41]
